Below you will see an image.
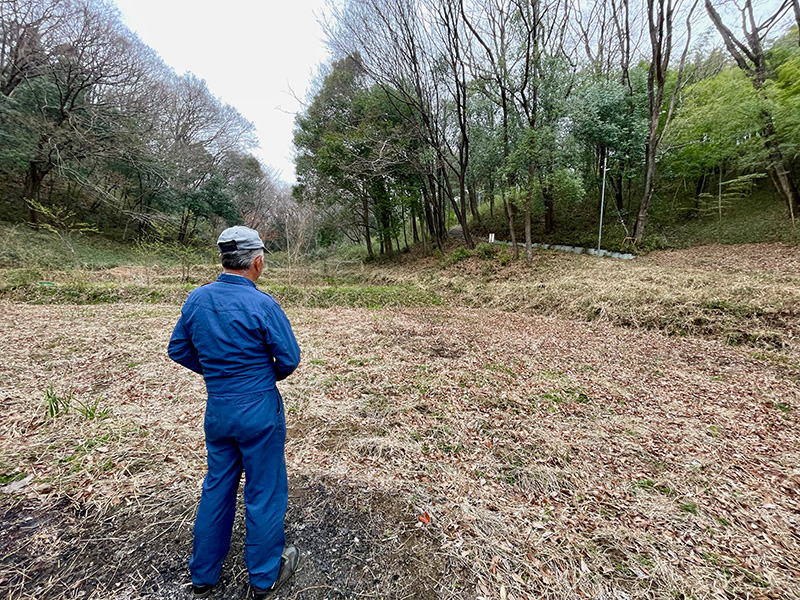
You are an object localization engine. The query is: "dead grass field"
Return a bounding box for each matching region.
[1,243,799,600]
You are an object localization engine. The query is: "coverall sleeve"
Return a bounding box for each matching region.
[264,304,301,381]
[168,315,203,375]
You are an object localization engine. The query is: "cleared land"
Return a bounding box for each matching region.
[1,243,799,600]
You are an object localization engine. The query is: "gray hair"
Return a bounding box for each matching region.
[220,248,263,270]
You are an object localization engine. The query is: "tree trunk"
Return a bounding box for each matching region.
[768,167,799,227]
[23,162,46,228]
[440,176,447,245]
[543,184,554,235]
[761,117,800,221]
[402,206,409,251]
[503,190,518,259]
[451,169,475,248]
[525,168,534,262]
[695,173,706,199]
[422,182,438,249]
[611,170,624,212]
[178,209,192,244]
[430,173,446,248]
[456,198,474,247]
[362,195,373,258]
[381,210,393,256]
[794,0,800,44]
[469,184,481,223]
[634,127,659,244]
[489,178,495,218]
[420,208,429,255]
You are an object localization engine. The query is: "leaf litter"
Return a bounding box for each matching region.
[0,245,799,600]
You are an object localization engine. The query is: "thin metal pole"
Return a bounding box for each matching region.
[598,154,608,253]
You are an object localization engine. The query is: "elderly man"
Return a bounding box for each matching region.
[168,226,301,599]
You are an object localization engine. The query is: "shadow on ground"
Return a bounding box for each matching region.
[1,475,460,599]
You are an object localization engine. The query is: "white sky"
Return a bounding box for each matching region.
[113,0,330,184]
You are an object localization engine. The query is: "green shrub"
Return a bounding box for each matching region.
[446,247,473,265]
[271,284,441,309]
[3,268,44,287]
[474,243,497,259]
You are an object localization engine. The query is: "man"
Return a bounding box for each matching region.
[168,226,301,599]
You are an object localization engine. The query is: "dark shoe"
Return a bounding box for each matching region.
[252,545,300,599]
[192,583,214,598]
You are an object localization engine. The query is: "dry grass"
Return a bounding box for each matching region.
[3,243,798,354]
[369,242,800,352]
[1,243,799,599]
[286,307,800,600]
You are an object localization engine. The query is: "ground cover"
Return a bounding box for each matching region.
[3,242,799,353]
[1,243,799,599]
[469,189,799,252]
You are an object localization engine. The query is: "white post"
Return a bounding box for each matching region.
[598,154,609,253]
[489,233,495,243]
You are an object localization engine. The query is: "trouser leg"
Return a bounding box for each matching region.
[239,416,288,589]
[189,438,242,586]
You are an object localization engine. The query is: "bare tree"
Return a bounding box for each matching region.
[460,0,522,256]
[0,0,54,96]
[431,0,475,248]
[327,0,477,249]
[510,0,574,259]
[5,0,154,224]
[633,0,699,244]
[154,71,256,241]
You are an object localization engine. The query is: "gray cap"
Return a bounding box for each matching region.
[216,226,265,252]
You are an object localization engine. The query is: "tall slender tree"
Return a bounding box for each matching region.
[633,0,699,244]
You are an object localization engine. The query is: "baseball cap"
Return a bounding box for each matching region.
[216,226,266,252]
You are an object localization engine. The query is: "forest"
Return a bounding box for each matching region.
[293,0,800,257]
[0,0,292,250]
[1,0,799,260]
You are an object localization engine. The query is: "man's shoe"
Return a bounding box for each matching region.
[192,583,214,598]
[252,545,300,599]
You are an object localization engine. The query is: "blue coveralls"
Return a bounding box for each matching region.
[168,272,301,589]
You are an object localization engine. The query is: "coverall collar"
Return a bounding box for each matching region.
[217,272,257,288]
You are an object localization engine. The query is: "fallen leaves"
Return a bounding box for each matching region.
[1,244,799,600]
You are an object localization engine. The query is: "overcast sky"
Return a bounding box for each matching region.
[114,0,330,184]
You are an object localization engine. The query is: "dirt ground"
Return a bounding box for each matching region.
[1,245,799,600]
[1,474,450,600]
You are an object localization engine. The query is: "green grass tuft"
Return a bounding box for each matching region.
[44,384,72,419]
[270,284,441,309]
